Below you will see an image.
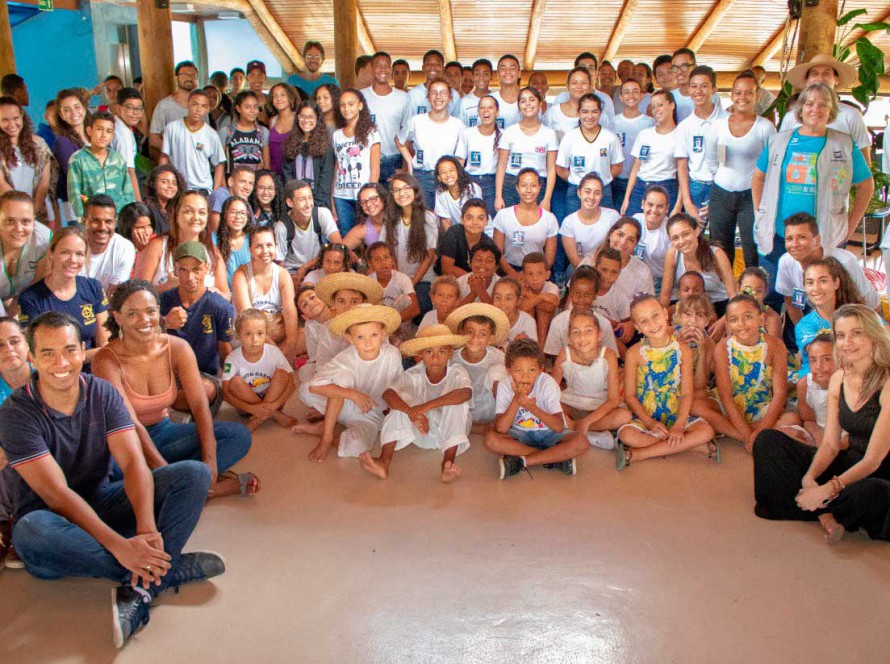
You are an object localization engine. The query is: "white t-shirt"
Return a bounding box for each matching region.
[161,120,226,191]
[380,210,438,283]
[631,127,679,182]
[399,114,465,172]
[435,182,483,225]
[81,233,136,292]
[332,128,381,201]
[222,343,293,395]
[595,285,630,322]
[7,147,35,194]
[112,116,138,169]
[273,207,339,270]
[776,247,881,310]
[457,272,500,300]
[633,213,671,279]
[780,102,871,149]
[615,255,656,299]
[361,86,409,157]
[556,126,624,186]
[456,126,499,176]
[403,83,461,121]
[500,123,558,177]
[543,103,580,141]
[713,116,777,192]
[492,206,559,267]
[149,96,189,135]
[543,309,618,355]
[369,270,416,310]
[449,346,505,417]
[310,343,403,411]
[508,310,538,342]
[458,92,484,127]
[495,371,563,432]
[489,90,521,128]
[674,104,728,182]
[612,113,655,179]
[314,322,350,366]
[417,309,441,330]
[389,362,472,412]
[0,221,51,300]
[559,208,620,259]
[672,89,723,124]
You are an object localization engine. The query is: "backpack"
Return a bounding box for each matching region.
[282,205,323,257]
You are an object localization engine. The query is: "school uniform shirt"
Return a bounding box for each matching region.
[0,221,52,300]
[458,92,484,127]
[162,119,227,192]
[543,308,618,355]
[149,96,189,135]
[403,83,462,121]
[775,246,880,310]
[612,113,656,180]
[160,288,235,375]
[217,124,270,170]
[369,270,416,310]
[332,128,382,201]
[543,103,580,141]
[674,104,728,183]
[500,123,558,177]
[672,89,723,124]
[309,343,403,412]
[779,102,871,150]
[361,86,409,157]
[66,148,135,219]
[492,206,559,267]
[437,224,499,273]
[435,182,484,225]
[553,89,616,122]
[633,213,671,280]
[457,272,500,301]
[556,126,624,186]
[631,127,679,182]
[559,208,620,259]
[222,343,293,396]
[380,210,439,283]
[273,207,339,270]
[18,277,108,349]
[81,233,137,292]
[456,126,499,176]
[495,371,563,433]
[399,114,465,172]
[489,90,521,128]
[112,116,138,169]
[508,310,538,342]
[713,116,776,192]
[594,285,631,322]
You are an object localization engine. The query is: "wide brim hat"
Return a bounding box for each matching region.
[328,304,401,337]
[400,324,468,357]
[786,54,858,90]
[316,273,383,307]
[445,303,510,347]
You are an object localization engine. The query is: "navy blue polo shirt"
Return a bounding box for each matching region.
[0,374,134,519]
[18,277,109,349]
[160,288,234,375]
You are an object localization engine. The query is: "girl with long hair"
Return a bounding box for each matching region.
[456,94,501,217]
[267,82,299,177]
[249,169,287,227]
[52,88,89,222]
[282,100,335,210]
[218,90,269,172]
[0,96,52,222]
[215,195,253,286]
[332,89,381,235]
[434,156,482,228]
[145,164,186,235]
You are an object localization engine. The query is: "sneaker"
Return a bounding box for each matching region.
[166,551,226,590]
[0,521,10,571]
[112,585,151,649]
[547,458,577,476]
[587,431,616,450]
[5,543,23,569]
[499,455,524,480]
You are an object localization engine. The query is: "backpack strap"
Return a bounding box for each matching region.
[312,205,323,248]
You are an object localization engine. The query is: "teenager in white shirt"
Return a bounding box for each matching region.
[611,78,655,208]
[553,52,616,124]
[669,48,723,124]
[560,173,620,268]
[456,94,501,218]
[160,89,226,193]
[403,49,461,120]
[493,168,559,276]
[332,89,381,235]
[632,184,672,288]
[458,59,493,128]
[490,54,522,129]
[361,51,409,184]
[544,68,590,140]
[112,88,143,203]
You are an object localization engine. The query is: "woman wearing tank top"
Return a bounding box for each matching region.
[754,305,890,545]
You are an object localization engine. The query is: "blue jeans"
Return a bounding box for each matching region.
[612,178,629,211]
[334,197,358,236]
[379,154,403,185]
[709,184,757,267]
[474,173,497,219]
[12,461,211,596]
[566,182,615,215]
[511,428,568,449]
[147,417,252,473]
[759,232,787,314]
[414,169,437,209]
[689,180,712,232]
[627,177,678,217]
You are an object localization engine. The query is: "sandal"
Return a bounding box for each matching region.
[615,443,632,471]
[707,440,721,464]
[209,470,261,498]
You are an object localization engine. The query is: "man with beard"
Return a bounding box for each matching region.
[287,41,339,97]
[149,61,200,156]
[79,195,136,297]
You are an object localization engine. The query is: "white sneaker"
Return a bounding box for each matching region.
[587,431,616,450]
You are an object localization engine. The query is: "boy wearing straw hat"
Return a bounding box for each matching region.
[360,325,473,482]
[294,303,402,462]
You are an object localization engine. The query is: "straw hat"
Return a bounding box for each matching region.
[400,324,468,357]
[786,54,858,90]
[445,303,510,347]
[328,304,401,337]
[315,272,383,307]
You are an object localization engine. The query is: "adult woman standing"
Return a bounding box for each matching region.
[267,83,299,178]
[456,94,500,217]
[52,89,89,223]
[754,304,890,544]
[709,72,776,267]
[282,101,335,211]
[312,84,340,135]
[332,89,381,235]
[0,97,52,222]
[118,201,156,255]
[215,195,252,286]
[398,79,466,208]
[144,164,185,236]
[93,281,258,499]
[496,87,558,211]
[560,173,620,268]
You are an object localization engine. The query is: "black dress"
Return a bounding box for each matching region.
[753,384,890,541]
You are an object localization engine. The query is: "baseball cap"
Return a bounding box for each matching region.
[173,241,208,264]
[246,60,266,76]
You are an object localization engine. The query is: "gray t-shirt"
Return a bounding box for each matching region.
[149,95,189,135]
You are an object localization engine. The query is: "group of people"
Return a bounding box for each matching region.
[1,40,890,649]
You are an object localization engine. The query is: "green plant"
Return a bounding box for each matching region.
[850,159,890,215]
[834,7,890,109]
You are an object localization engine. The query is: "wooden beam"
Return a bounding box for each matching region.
[523,0,548,70]
[437,0,457,62]
[333,0,358,88]
[687,0,738,52]
[241,7,297,76]
[244,0,305,71]
[751,20,797,67]
[0,0,14,78]
[357,9,375,56]
[603,0,641,63]
[797,0,838,64]
[136,0,175,130]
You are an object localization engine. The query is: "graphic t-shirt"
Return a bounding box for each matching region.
[332,129,381,200]
[160,289,234,374]
[18,277,108,349]
[495,371,563,432]
[222,344,293,395]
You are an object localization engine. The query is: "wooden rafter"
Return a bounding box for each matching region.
[437,0,457,62]
[523,0,548,70]
[244,0,306,70]
[687,0,738,52]
[751,20,797,67]
[603,0,641,63]
[242,7,298,74]
[357,9,375,55]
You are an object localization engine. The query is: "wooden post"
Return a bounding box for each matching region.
[0,0,16,78]
[333,0,358,89]
[136,0,175,125]
[192,19,209,84]
[797,0,839,64]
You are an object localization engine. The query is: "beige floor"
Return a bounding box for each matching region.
[1,395,889,664]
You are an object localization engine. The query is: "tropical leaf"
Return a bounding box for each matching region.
[837,8,868,26]
[850,21,890,33]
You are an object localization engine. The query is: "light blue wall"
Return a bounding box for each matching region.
[12,5,99,126]
[205,19,282,79]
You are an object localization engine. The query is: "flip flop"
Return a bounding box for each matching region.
[615,442,631,471]
[211,470,261,498]
[707,440,721,464]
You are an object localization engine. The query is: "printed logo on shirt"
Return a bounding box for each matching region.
[634,244,646,259]
[512,230,525,246]
[509,153,523,169]
[833,151,843,160]
[468,118,479,127]
[80,304,96,325]
[469,151,482,167]
[572,156,586,171]
[195,142,205,154]
[534,146,546,154]
[496,118,506,129]
[416,149,424,164]
[792,287,807,309]
[224,362,232,373]
[202,314,214,334]
[416,105,428,115]
[786,152,817,196]
[617,132,626,146]
[639,145,650,160]
[599,148,608,157]
[692,136,704,153]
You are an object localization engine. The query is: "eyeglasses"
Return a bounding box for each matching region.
[122,104,144,112]
[256,186,276,193]
[305,54,322,61]
[391,185,413,195]
[297,114,317,121]
[228,210,249,218]
[359,195,381,207]
[670,63,694,72]
[429,91,450,99]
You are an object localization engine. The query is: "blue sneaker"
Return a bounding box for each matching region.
[166,551,226,590]
[112,585,151,649]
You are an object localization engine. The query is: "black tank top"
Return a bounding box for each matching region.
[839,383,882,454]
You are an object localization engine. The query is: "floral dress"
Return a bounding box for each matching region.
[727,334,772,424]
[628,336,683,430]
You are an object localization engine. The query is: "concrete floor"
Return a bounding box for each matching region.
[1,396,889,664]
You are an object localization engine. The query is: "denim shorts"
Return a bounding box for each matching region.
[510,427,567,449]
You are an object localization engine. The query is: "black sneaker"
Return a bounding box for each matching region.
[499,455,524,480]
[0,521,10,572]
[547,459,577,476]
[112,585,151,649]
[166,551,226,590]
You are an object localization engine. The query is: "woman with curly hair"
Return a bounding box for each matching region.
[282,100,335,210]
[0,97,52,222]
[268,82,299,177]
[249,169,287,227]
[434,155,482,228]
[215,195,253,286]
[52,88,89,223]
[332,88,381,235]
[312,83,340,135]
[145,163,186,235]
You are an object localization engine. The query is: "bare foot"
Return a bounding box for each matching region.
[271,411,298,429]
[291,420,325,436]
[309,437,334,463]
[822,516,846,546]
[359,451,389,479]
[470,421,491,435]
[441,460,461,483]
[247,416,265,433]
[305,407,324,423]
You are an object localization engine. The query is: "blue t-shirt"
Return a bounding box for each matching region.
[286,73,339,97]
[160,288,234,375]
[0,374,134,519]
[756,129,871,237]
[795,310,832,376]
[18,277,109,349]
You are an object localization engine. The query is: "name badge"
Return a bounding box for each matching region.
[634,243,646,260]
[572,156,586,171]
[470,151,482,167]
[370,113,376,123]
[618,132,626,147]
[509,153,523,169]
[416,105,427,115]
[469,117,479,127]
[416,149,424,164]
[639,145,650,161]
[692,135,704,153]
[599,148,608,157]
[496,117,505,129]
[512,230,525,246]
[792,287,806,309]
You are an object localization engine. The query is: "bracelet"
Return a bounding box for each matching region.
[830,475,846,496]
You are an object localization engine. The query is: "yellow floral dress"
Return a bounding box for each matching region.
[727,334,772,424]
[629,336,682,430]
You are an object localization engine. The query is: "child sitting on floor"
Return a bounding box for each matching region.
[616,295,717,470]
[484,338,588,479]
[780,333,834,448]
[551,307,631,449]
[222,309,296,432]
[457,244,501,305]
[709,267,782,340]
[492,277,537,344]
[367,241,420,324]
[446,302,510,425]
[675,294,717,416]
[360,325,473,482]
[418,275,461,330]
[295,303,403,462]
[295,284,333,422]
[544,266,618,359]
[518,252,560,343]
[304,243,352,285]
[593,247,635,351]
